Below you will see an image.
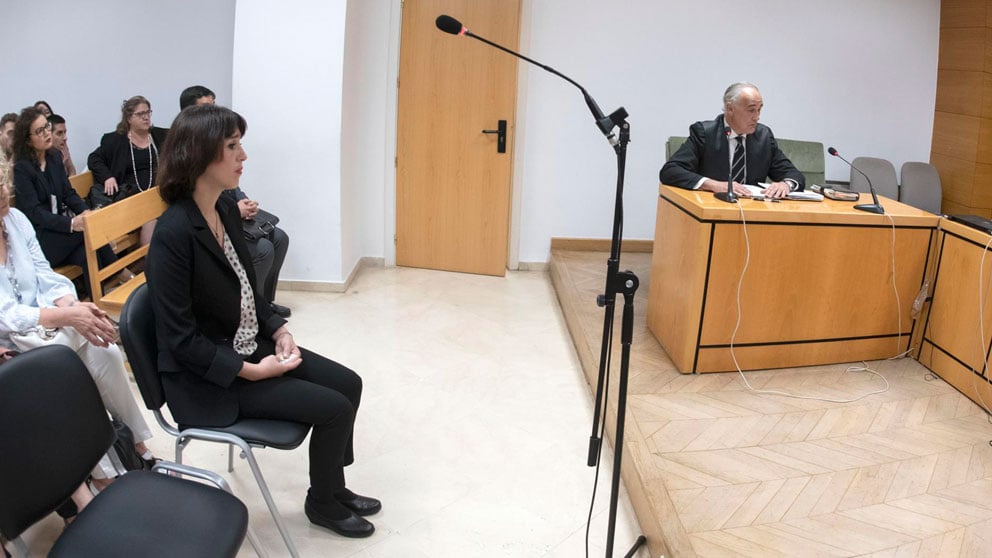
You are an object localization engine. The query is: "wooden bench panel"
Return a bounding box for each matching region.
[82,187,165,314]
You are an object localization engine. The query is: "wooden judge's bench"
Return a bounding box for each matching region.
[646,185,939,374]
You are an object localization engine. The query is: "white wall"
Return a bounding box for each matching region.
[232,0,348,283]
[513,1,940,263]
[1,1,942,282]
[0,0,235,165]
[341,0,398,273]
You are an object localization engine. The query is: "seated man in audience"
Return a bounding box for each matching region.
[0,113,15,163]
[180,85,292,317]
[48,114,77,176]
[660,81,805,199]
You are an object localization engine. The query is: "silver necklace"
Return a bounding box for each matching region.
[128,132,158,192]
[0,221,22,304]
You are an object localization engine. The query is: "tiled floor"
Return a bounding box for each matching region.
[15,266,647,557]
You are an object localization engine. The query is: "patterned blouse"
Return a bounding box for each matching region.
[220,231,259,357]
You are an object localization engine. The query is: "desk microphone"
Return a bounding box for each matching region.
[435,14,625,144]
[827,146,883,214]
[714,126,738,204]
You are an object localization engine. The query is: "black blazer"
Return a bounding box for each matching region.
[145,194,285,427]
[87,127,169,188]
[12,150,90,263]
[659,114,805,191]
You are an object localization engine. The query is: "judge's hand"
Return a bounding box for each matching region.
[103,177,119,196]
[703,179,750,198]
[764,182,791,199]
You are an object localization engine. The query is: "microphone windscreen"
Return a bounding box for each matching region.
[436,15,463,35]
[827,147,838,156]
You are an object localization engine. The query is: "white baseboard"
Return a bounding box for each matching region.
[517,261,549,271]
[278,257,385,293]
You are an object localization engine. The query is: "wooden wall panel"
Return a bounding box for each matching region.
[939,28,986,71]
[931,1,992,215]
[935,69,983,115]
[940,0,986,29]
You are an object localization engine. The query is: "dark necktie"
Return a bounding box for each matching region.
[731,136,745,185]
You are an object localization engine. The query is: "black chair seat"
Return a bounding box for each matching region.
[51,471,248,558]
[179,418,311,450]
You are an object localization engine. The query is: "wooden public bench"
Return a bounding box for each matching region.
[82,187,166,315]
[68,170,140,254]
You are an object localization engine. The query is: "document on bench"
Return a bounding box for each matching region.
[745,184,824,202]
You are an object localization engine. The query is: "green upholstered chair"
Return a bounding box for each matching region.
[665,136,825,187]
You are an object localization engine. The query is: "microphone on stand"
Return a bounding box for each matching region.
[828,146,883,214]
[435,14,625,144]
[714,127,738,203]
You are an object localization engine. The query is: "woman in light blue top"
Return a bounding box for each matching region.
[0,165,153,484]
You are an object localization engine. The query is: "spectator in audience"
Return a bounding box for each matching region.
[33,100,52,118]
[87,95,166,245]
[11,107,129,295]
[148,104,379,538]
[181,86,291,317]
[179,84,215,109]
[48,114,76,176]
[0,158,154,494]
[0,113,15,163]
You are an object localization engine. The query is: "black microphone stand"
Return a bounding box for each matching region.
[436,16,647,558]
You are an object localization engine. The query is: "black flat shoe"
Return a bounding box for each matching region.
[337,492,382,516]
[305,497,375,538]
[270,303,292,318]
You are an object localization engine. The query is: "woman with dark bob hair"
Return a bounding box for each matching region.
[146,104,379,538]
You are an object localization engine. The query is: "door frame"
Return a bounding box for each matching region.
[383,0,530,270]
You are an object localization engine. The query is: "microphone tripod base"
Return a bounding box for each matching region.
[854,203,884,214]
[714,191,738,204]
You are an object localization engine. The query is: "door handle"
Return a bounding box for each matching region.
[481,119,507,153]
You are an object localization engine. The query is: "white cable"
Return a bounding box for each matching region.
[733,202,891,402]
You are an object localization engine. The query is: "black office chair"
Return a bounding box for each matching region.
[119,283,309,557]
[0,345,249,558]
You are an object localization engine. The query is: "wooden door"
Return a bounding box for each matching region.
[396,0,521,276]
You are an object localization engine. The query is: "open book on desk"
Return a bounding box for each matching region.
[743,184,824,202]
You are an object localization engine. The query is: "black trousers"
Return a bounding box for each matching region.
[236,339,362,499]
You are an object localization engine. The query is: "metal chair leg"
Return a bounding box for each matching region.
[228,443,235,473]
[235,439,299,558]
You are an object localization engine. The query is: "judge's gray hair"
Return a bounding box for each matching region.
[723,82,759,107]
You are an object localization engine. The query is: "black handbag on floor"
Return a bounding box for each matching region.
[243,208,280,241]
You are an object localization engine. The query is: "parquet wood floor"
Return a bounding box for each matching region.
[550,249,992,558]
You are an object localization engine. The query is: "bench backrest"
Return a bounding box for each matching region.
[68,171,94,200]
[82,188,166,314]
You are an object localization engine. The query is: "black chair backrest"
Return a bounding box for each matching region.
[119,283,166,411]
[0,345,115,540]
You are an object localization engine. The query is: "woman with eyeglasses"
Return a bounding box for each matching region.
[10,107,123,297]
[87,96,167,245]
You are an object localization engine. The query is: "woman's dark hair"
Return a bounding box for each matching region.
[115,95,151,134]
[33,100,53,115]
[11,107,49,166]
[157,104,246,204]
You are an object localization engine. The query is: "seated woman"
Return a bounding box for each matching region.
[87,96,167,244]
[146,104,379,538]
[0,160,154,496]
[11,107,126,297]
